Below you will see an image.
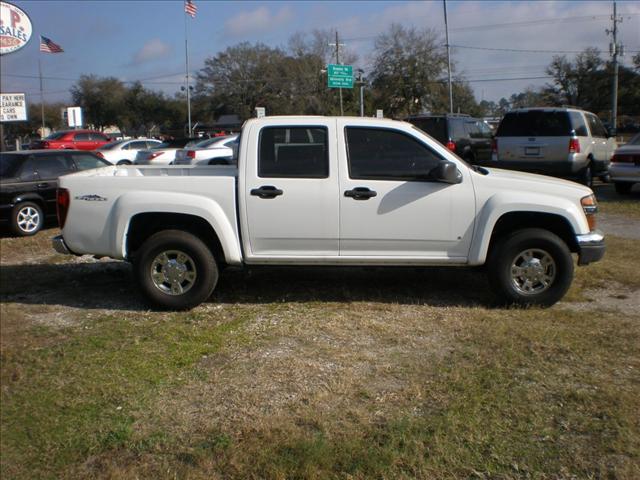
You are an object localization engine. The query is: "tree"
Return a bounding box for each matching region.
[370,24,454,116]
[543,48,606,110]
[70,75,128,131]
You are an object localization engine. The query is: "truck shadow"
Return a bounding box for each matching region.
[0,261,494,311]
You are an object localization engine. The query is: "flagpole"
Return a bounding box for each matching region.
[38,55,45,137]
[184,10,192,137]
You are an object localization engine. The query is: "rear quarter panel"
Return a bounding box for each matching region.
[59,166,241,263]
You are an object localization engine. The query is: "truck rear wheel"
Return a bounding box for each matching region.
[487,228,573,307]
[134,230,218,310]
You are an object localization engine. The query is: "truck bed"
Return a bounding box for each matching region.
[58,165,239,260]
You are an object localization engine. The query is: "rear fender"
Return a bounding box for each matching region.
[112,191,242,264]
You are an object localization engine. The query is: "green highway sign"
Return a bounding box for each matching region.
[327,64,353,89]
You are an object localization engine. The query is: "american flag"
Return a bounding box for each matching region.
[184,0,197,18]
[39,35,64,53]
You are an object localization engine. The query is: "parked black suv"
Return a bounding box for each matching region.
[1,150,110,236]
[404,114,493,165]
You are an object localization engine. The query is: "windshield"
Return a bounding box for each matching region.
[0,153,23,178]
[45,132,67,140]
[98,140,125,150]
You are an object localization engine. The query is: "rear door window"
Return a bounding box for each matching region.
[34,154,74,179]
[497,111,572,137]
[258,127,328,178]
[71,153,109,171]
[90,132,108,141]
[19,158,38,181]
[74,132,91,141]
[127,141,148,150]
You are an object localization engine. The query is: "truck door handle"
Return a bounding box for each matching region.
[37,183,50,188]
[344,187,377,200]
[251,185,283,199]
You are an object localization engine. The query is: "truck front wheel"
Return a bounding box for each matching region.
[487,228,573,307]
[134,230,218,310]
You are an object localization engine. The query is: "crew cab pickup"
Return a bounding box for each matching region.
[53,116,605,310]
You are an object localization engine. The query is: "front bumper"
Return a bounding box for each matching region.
[576,230,605,265]
[52,235,73,255]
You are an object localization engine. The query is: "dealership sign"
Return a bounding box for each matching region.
[0,93,27,122]
[0,2,32,55]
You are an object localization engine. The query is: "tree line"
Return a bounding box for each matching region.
[7,25,640,139]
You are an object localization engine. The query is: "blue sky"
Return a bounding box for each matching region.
[1,0,639,108]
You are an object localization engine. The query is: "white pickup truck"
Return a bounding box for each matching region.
[53,116,605,310]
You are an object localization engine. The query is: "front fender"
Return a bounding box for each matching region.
[468,192,588,265]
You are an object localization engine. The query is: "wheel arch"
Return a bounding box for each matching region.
[125,212,226,265]
[487,212,578,259]
[12,194,46,212]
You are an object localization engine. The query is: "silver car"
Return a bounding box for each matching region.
[492,107,617,186]
[610,132,640,194]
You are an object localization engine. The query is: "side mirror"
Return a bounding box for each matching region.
[430,160,462,184]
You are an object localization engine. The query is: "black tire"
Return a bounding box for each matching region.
[487,228,574,307]
[133,230,218,310]
[578,163,592,187]
[11,201,43,236]
[614,182,633,194]
[117,160,132,165]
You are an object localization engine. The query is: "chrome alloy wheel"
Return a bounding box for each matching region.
[510,248,556,295]
[150,250,197,295]
[17,206,41,233]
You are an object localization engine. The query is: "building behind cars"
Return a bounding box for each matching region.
[404,114,493,166]
[0,150,110,236]
[492,107,616,185]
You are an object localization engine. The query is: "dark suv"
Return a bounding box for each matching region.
[404,114,493,165]
[1,150,110,236]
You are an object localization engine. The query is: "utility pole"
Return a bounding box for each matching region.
[184,11,193,137]
[443,0,453,114]
[329,31,345,116]
[607,0,623,135]
[357,69,365,117]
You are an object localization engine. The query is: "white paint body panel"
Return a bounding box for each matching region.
[58,116,594,268]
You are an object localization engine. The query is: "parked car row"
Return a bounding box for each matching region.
[406,107,627,189]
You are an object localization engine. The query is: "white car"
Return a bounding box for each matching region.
[610,132,640,194]
[96,138,162,165]
[134,138,201,165]
[174,135,239,165]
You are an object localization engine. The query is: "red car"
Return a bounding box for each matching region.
[30,130,112,151]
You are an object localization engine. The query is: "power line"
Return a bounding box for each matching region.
[450,44,640,54]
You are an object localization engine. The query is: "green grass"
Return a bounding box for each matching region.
[0,311,249,479]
